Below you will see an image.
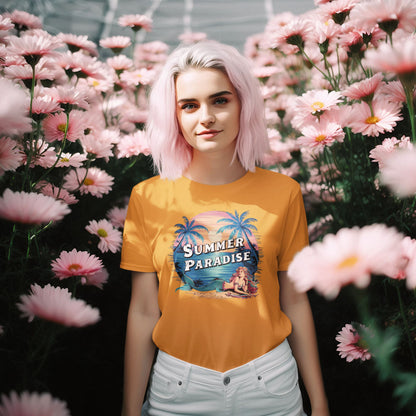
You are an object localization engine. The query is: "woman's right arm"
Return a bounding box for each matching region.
[121,271,160,416]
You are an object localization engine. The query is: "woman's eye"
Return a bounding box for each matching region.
[214,97,228,105]
[181,103,197,111]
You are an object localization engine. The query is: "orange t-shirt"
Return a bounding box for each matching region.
[121,167,309,372]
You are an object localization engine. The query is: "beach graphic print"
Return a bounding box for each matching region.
[172,210,260,298]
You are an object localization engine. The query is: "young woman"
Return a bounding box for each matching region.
[121,40,330,416]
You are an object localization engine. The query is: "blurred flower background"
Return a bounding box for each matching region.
[1,0,416,415]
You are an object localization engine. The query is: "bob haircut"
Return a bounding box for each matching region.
[146,40,269,179]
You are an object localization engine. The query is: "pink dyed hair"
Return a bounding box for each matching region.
[146,40,269,179]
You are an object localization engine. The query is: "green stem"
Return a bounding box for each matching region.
[7,224,17,262]
[403,84,416,142]
[22,65,37,191]
[299,45,338,91]
[33,112,70,188]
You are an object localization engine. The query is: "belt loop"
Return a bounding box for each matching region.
[181,362,191,386]
[249,361,258,380]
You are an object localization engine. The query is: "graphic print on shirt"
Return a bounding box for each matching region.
[172,210,260,298]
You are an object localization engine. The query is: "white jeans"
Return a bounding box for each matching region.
[142,339,306,416]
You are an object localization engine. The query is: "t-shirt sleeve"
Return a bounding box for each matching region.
[278,185,309,271]
[120,186,156,272]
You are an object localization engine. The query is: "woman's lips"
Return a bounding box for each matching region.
[197,130,222,139]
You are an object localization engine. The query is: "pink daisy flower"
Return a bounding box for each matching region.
[296,89,343,116]
[378,81,407,104]
[0,16,14,32]
[48,85,89,111]
[42,112,85,143]
[106,55,133,72]
[100,128,121,144]
[118,14,153,32]
[178,31,208,44]
[4,10,42,31]
[262,129,292,166]
[252,66,280,82]
[268,18,312,53]
[288,224,404,298]
[85,219,123,253]
[291,89,343,129]
[398,237,416,288]
[342,72,384,102]
[36,182,79,205]
[0,189,70,225]
[0,391,70,416]
[119,108,148,132]
[319,0,358,24]
[349,99,403,137]
[336,323,372,362]
[85,267,109,289]
[7,32,62,66]
[369,135,412,167]
[134,41,169,65]
[87,74,114,93]
[308,215,333,243]
[17,283,100,327]
[63,167,114,198]
[106,205,128,229]
[3,64,51,88]
[56,152,87,168]
[364,35,416,83]
[120,68,156,87]
[99,36,131,53]
[79,135,114,160]
[350,0,416,34]
[31,95,61,118]
[0,137,24,175]
[51,249,103,280]
[31,142,58,169]
[57,33,98,56]
[311,19,342,45]
[57,51,105,80]
[0,78,31,136]
[380,147,416,197]
[297,119,345,151]
[117,131,150,158]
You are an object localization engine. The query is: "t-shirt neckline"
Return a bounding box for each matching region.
[180,168,256,190]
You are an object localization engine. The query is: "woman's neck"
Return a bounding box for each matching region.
[184,152,247,185]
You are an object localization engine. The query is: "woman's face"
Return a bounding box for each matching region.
[175,68,241,158]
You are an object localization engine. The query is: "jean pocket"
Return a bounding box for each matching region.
[257,354,299,398]
[148,368,185,402]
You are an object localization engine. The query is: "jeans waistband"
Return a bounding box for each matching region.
[155,339,292,387]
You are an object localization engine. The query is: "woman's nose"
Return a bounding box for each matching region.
[200,106,215,127]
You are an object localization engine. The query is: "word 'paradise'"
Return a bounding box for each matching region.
[182,238,251,272]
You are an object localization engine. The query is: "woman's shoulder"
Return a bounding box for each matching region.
[254,167,301,190]
[132,174,172,193]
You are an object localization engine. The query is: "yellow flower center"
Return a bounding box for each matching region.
[58,123,67,133]
[92,80,100,87]
[68,263,82,272]
[84,178,94,186]
[60,157,70,163]
[97,228,108,238]
[337,255,359,269]
[311,101,325,111]
[315,134,327,142]
[365,116,379,124]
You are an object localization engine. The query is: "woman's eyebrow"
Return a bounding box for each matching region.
[177,90,233,104]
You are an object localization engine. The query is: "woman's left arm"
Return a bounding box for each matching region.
[278,270,330,416]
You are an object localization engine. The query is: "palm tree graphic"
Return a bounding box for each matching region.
[174,216,208,252]
[216,210,259,264]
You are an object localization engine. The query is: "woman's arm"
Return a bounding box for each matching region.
[278,270,330,416]
[121,271,160,416]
